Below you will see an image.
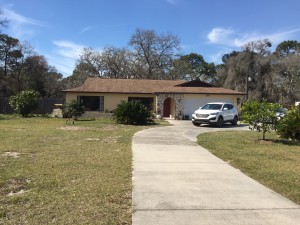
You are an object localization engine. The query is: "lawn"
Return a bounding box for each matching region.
[197,131,300,204]
[0,116,164,224]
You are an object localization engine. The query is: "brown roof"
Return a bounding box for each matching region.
[63,78,244,95]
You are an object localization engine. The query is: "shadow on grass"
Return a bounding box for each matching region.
[254,138,300,146]
[75,118,96,121]
[199,124,249,129]
[272,139,300,146]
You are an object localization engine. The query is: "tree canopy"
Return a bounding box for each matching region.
[0,8,299,107]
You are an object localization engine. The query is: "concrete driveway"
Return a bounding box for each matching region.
[132,120,300,225]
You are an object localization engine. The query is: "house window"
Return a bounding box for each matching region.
[78,96,104,111]
[128,97,154,110]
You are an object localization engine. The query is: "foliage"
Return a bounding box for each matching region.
[241,100,281,140]
[69,28,181,82]
[275,40,300,57]
[129,28,180,79]
[9,90,39,117]
[218,39,300,105]
[113,100,152,125]
[277,105,300,141]
[170,53,217,81]
[1,13,300,104]
[62,100,85,118]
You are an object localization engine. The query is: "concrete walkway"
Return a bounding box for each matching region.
[132,120,300,225]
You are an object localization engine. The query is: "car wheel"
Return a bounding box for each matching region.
[231,116,238,126]
[217,117,224,127]
[192,122,201,127]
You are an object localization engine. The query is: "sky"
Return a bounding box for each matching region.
[0,0,300,77]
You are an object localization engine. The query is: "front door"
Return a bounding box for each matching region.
[163,98,171,117]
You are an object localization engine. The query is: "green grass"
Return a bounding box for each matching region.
[0,115,164,224]
[197,131,300,204]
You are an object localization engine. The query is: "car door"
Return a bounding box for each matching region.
[227,104,234,120]
[222,104,230,121]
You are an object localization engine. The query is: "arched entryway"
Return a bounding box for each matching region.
[163,97,176,118]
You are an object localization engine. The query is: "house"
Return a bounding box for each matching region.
[63,78,245,119]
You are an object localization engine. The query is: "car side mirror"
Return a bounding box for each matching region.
[223,107,228,111]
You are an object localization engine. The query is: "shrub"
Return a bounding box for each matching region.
[277,105,300,141]
[241,100,281,140]
[62,100,85,119]
[9,90,39,117]
[113,100,151,125]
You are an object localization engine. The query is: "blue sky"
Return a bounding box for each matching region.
[1,0,300,77]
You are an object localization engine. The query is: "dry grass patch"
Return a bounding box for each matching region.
[0,116,163,224]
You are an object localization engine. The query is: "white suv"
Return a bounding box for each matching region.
[192,102,238,127]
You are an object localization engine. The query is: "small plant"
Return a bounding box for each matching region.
[277,105,300,141]
[113,100,151,125]
[241,100,281,140]
[9,90,39,117]
[62,100,85,121]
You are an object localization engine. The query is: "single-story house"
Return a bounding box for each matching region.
[63,78,245,119]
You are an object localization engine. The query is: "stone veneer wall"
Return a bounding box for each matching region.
[157,94,184,119]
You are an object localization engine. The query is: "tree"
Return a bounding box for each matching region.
[242,39,272,56]
[129,28,180,79]
[241,100,281,140]
[10,41,35,94]
[275,40,300,57]
[221,51,239,64]
[23,55,49,97]
[219,39,273,102]
[277,105,300,141]
[171,53,216,81]
[101,46,132,79]
[9,90,39,117]
[0,34,22,96]
[270,54,300,105]
[62,100,85,121]
[43,66,64,97]
[66,48,105,88]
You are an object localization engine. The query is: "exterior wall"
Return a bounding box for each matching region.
[183,94,242,118]
[170,98,176,117]
[65,92,156,112]
[66,92,243,119]
[157,94,184,119]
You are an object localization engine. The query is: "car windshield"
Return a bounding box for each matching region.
[201,104,223,110]
[276,108,288,113]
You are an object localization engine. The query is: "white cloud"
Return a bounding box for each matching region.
[80,26,97,34]
[207,28,234,44]
[2,8,44,27]
[46,40,86,76]
[206,27,300,65]
[52,40,85,59]
[233,28,300,47]
[207,27,300,48]
[46,54,75,76]
[1,6,45,39]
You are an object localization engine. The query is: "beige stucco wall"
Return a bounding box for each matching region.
[65,92,243,119]
[65,92,157,112]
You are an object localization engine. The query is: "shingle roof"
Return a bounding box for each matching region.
[63,78,244,95]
